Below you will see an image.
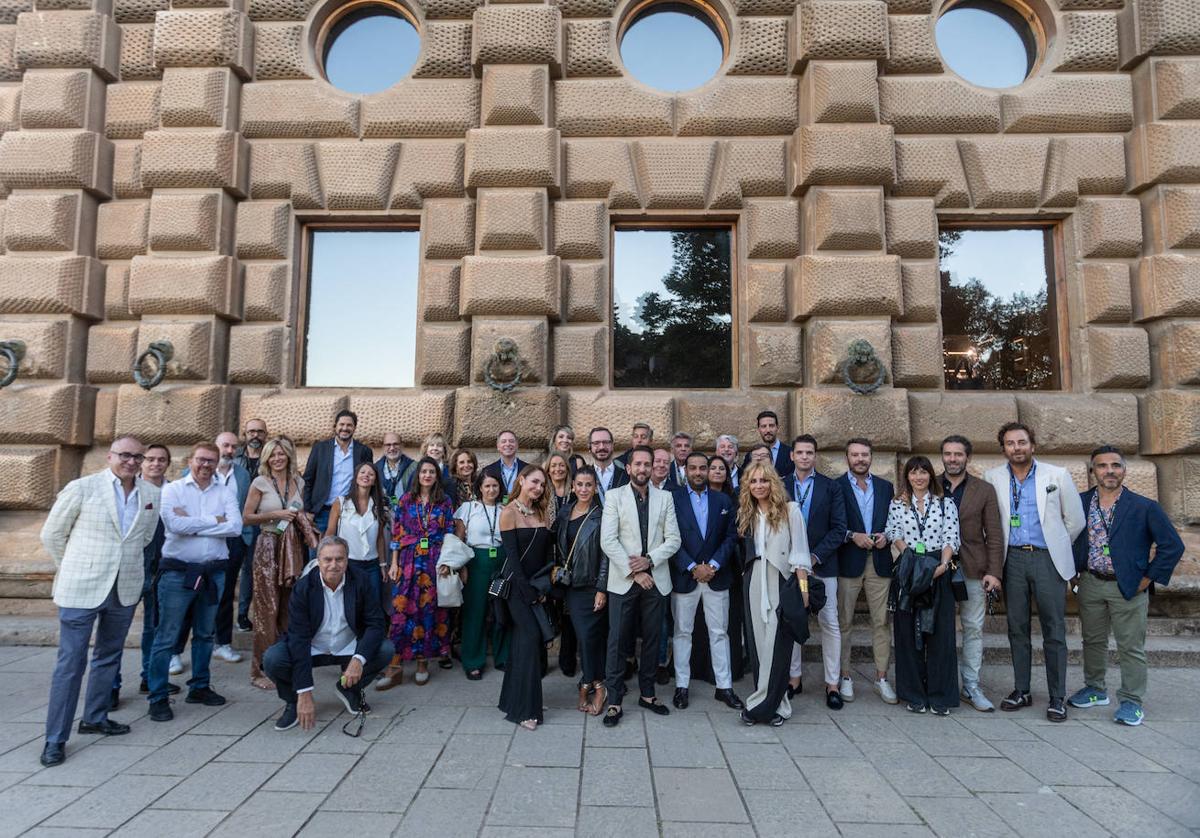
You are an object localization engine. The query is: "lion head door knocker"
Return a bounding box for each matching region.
[483,337,531,393]
[0,339,26,388]
[839,339,887,395]
[132,340,175,390]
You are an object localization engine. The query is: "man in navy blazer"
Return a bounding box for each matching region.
[740,410,794,480]
[263,536,392,731]
[784,435,849,709]
[669,452,743,711]
[1068,445,1184,726]
[302,410,374,536]
[480,430,530,501]
[835,438,897,704]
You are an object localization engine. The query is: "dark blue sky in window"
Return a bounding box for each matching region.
[935,6,1032,89]
[620,11,724,92]
[324,12,420,94]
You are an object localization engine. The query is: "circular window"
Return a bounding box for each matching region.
[935,1,1040,89]
[321,1,420,95]
[620,1,727,93]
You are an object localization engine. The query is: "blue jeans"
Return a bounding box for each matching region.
[147,569,224,703]
[310,506,332,559]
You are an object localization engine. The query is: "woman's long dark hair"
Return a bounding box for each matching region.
[349,461,388,527]
[407,456,447,506]
[899,455,941,503]
[707,455,734,498]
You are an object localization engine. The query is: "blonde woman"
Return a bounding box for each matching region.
[242,437,317,689]
[548,424,587,474]
[402,432,452,491]
[544,452,574,522]
[737,461,811,726]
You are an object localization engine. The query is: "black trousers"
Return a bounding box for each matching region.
[604,584,666,706]
[893,574,959,709]
[567,588,607,685]
[262,637,393,705]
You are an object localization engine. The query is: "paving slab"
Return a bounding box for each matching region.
[124,733,237,776]
[424,733,509,790]
[742,787,838,835]
[211,789,322,837]
[507,721,583,767]
[652,766,749,823]
[262,752,361,793]
[906,794,1017,838]
[109,808,228,837]
[861,740,971,797]
[721,741,806,790]
[1055,784,1195,838]
[575,804,659,838]
[150,760,278,811]
[23,743,155,788]
[397,787,492,838]
[485,766,580,828]
[1099,770,1200,829]
[295,811,404,837]
[936,756,1042,793]
[977,790,1108,837]
[798,757,920,824]
[43,773,180,829]
[0,782,88,838]
[579,746,654,808]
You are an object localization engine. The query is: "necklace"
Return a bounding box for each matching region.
[514,498,533,516]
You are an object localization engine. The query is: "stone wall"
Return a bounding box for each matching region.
[0,0,1199,582]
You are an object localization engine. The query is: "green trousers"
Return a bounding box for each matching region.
[460,546,510,672]
[1077,572,1148,705]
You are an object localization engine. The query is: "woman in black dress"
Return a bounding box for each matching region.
[498,464,553,730]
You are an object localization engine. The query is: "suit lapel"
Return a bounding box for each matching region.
[100,472,124,537]
[344,574,358,636]
[843,475,864,531]
[1107,489,1133,539]
[1035,462,1049,524]
[704,492,720,542]
[647,488,661,550]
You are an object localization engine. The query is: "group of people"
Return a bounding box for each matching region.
[37,408,1185,765]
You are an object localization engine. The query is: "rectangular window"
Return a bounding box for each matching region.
[302,228,419,388]
[939,226,1061,391]
[612,226,734,388]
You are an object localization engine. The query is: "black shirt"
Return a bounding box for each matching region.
[633,486,650,557]
[942,475,966,509]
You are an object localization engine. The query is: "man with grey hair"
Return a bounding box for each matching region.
[617,422,654,468]
[668,432,693,488]
[212,431,254,663]
[264,536,392,731]
[716,434,740,492]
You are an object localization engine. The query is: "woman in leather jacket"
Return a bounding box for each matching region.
[552,466,609,715]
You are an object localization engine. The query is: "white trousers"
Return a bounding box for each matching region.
[790,576,840,686]
[671,583,731,689]
[958,578,985,688]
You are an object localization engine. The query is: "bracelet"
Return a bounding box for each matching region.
[798,579,809,593]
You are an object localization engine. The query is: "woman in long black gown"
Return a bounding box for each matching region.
[497,464,553,730]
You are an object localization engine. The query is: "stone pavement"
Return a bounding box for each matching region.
[1,646,1199,837]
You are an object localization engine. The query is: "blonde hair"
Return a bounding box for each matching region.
[543,452,571,489]
[258,436,297,481]
[736,461,790,536]
[420,432,447,461]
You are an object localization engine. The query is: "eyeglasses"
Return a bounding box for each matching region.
[384,442,402,448]
[193,457,217,466]
[112,452,145,463]
[246,429,267,436]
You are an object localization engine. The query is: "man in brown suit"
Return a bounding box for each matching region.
[941,435,1004,711]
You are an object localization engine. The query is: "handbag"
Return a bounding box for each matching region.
[950,561,969,603]
[487,573,511,600]
[437,572,464,607]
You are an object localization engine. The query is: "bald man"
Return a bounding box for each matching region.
[211,431,255,662]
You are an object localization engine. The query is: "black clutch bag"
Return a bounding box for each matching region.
[950,561,969,603]
[487,573,512,600]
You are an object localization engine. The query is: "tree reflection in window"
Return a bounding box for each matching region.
[940,228,1058,390]
[613,228,733,388]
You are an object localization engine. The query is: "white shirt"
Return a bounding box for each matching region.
[111,472,140,537]
[160,473,243,562]
[595,462,617,499]
[338,496,380,562]
[455,501,501,549]
[298,576,363,693]
[213,466,236,488]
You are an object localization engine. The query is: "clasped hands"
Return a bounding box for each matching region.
[628,554,654,590]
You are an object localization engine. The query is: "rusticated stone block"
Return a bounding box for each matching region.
[797,387,910,450]
[676,78,799,137]
[148,190,231,252]
[418,322,471,386]
[1081,262,1133,323]
[347,390,457,446]
[562,139,638,207]
[2,316,74,379]
[908,392,1016,453]
[464,127,560,194]
[1128,122,1200,191]
[248,141,321,207]
[632,139,716,209]
[471,316,546,384]
[879,77,1001,134]
[160,67,238,129]
[140,130,248,196]
[884,198,936,259]
[242,260,286,321]
[20,68,103,130]
[105,81,160,138]
[86,322,138,382]
[885,13,940,74]
[0,129,112,197]
[793,124,895,190]
[152,9,252,78]
[1118,0,1200,65]
[104,260,131,319]
[227,323,282,384]
[565,390,673,447]
[801,60,877,124]
[748,324,802,386]
[0,254,103,318]
[235,200,288,260]
[552,323,604,386]
[315,141,399,210]
[1001,75,1132,133]
[1076,197,1142,259]
[0,84,18,133]
[421,198,475,259]
[114,382,233,444]
[808,318,891,385]
[135,316,220,380]
[0,446,66,509]
[237,391,348,445]
[1153,58,1200,119]
[359,79,480,138]
[112,141,147,198]
[1134,254,1200,321]
[729,16,788,75]
[0,382,94,445]
[1056,10,1119,72]
[2,192,83,251]
[476,188,545,251]
[390,141,467,208]
[793,255,902,318]
[252,21,308,80]
[1148,320,1200,386]
[675,393,790,451]
[1145,185,1200,250]
[957,137,1049,209]
[419,261,461,322]
[15,10,119,78]
[745,261,788,323]
[127,254,240,318]
[745,199,800,259]
[1086,326,1151,389]
[806,187,883,251]
[1042,135,1126,207]
[471,4,561,74]
[564,19,619,78]
[1156,456,1200,525]
[460,253,559,317]
[118,22,159,80]
[791,0,888,68]
[481,65,548,126]
[890,323,941,388]
[1139,390,1200,455]
[453,386,560,448]
[553,200,605,260]
[555,80,673,138]
[709,138,790,208]
[1016,393,1139,454]
[892,137,969,207]
[245,0,320,20]
[95,199,147,259]
[563,260,604,322]
[412,20,472,78]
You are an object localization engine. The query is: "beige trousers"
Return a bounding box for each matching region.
[838,562,892,676]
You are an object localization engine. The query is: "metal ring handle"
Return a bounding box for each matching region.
[132,340,174,390]
[841,339,887,396]
[0,340,26,388]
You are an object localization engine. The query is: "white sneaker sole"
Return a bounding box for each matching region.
[335,686,364,715]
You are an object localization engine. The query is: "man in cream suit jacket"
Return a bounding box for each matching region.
[599,446,681,727]
[39,435,162,767]
[984,422,1085,723]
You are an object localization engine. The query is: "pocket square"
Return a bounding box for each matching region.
[144,503,155,509]
[1045,485,1057,494]
[720,508,728,515]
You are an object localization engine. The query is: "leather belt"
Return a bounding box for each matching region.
[1010,545,1043,552]
[1088,569,1118,582]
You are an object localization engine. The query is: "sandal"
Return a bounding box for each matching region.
[587,682,607,716]
[466,669,483,681]
[438,657,453,670]
[578,684,592,712]
[375,666,404,691]
[414,669,430,686]
[250,676,275,691]
[519,719,538,731]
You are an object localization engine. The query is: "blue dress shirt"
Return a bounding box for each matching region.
[1008,461,1047,549]
[851,474,874,534]
[792,472,815,522]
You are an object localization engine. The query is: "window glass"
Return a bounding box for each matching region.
[940,228,1058,390]
[305,229,419,388]
[620,6,724,92]
[935,3,1036,89]
[323,8,420,95]
[613,228,733,388]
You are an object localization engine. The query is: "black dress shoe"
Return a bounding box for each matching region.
[148,699,173,722]
[185,687,226,706]
[714,688,744,710]
[638,697,670,716]
[655,665,671,685]
[826,690,844,710]
[40,741,65,767]
[673,687,689,709]
[602,706,623,727]
[108,687,121,712]
[77,719,130,736]
[139,680,181,695]
[787,679,802,699]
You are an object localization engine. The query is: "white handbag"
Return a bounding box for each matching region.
[435,532,473,607]
[436,572,464,607]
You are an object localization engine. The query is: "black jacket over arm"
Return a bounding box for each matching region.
[283,564,386,692]
[302,438,375,514]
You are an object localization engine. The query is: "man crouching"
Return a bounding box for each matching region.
[264,536,392,730]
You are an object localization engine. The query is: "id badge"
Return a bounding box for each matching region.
[1102,545,1110,557]
[914,542,926,555]
[488,547,498,559]
[419,537,429,550]
[1010,514,1021,528]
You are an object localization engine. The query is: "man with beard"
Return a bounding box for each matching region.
[211,431,254,664]
[303,410,374,538]
[374,432,415,502]
[588,426,629,503]
[741,410,793,479]
[234,418,267,632]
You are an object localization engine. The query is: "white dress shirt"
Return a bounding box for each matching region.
[111,473,140,537]
[298,576,364,695]
[160,473,243,562]
[595,462,617,497]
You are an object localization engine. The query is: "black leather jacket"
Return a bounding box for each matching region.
[890,547,942,648]
[554,501,607,590]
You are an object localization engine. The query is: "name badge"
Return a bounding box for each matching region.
[389,541,399,551]
[1102,545,1110,557]
[914,542,926,555]
[488,547,497,559]
[419,537,429,550]
[1010,514,1021,528]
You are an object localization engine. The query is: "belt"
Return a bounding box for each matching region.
[1009,545,1046,552]
[1088,569,1118,582]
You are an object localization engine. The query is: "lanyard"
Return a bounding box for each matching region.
[268,476,291,509]
[481,502,498,545]
[910,495,933,541]
[793,476,813,509]
[1096,491,1120,542]
[501,461,517,491]
[416,501,431,534]
[1009,462,1036,515]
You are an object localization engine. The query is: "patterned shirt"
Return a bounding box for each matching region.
[1086,491,1119,575]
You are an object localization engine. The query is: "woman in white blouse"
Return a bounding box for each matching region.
[454,473,508,680]
[737,461,812,727]
[885,455,962,715]
[325,462,389,611]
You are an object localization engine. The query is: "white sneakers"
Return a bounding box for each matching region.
[838,676,855,702]
[168,654,184,675]
[961,683,995,712]
[214,645,243,663]
[874,677,898,704]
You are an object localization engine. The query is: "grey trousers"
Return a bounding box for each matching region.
[1004,546,1067,699]
[46,584,137,744]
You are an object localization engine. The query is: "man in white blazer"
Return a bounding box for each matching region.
[39,435,162,767]
[984,422,1085,722]
[599,446,681,727]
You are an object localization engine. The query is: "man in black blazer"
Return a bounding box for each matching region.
[588,427,629,503]
[302,410,374,537]
[480,430,529,502]
[784,435,848,709]
[374,431,414,502]
[616,422,654,469]
[741,410,794,479]
[835,437,897,705]
[669,452,742,711]
[667,432,693,489]
[263,536,391,730]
